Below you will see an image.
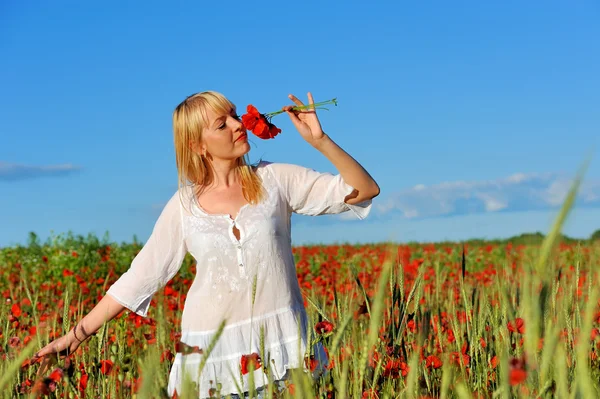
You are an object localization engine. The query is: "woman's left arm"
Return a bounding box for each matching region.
[283,92,380,205]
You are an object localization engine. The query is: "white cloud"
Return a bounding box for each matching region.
[0,162,81,181]
[376,172,600,219]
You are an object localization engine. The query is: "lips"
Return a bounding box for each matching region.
[235,133,247,142]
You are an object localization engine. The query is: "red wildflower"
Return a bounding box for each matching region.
[509,368,527,386]
[8,336,20,347]
[240,353,262,375]
[241,97,337,140]
[241,105,281,139]
[362,389,379,399]
[305,355,318,372]
[79,373,88,393]
[100,359,113,375]
[144,333,156,344]
[315,320,334,335]
[490,355,498,369]
[164,285,177,297]
[451,351,470,367]
[48,367,64,382]
[407,319,416,333]
[383,359,408,378]
[447,328,455,343]
[425,355,442,369]
[508,318,525,334]
[161,349,174,363]
[509,357,527,385]
[11,303,21,317]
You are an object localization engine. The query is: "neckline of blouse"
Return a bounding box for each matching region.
[186,162,268,221]
[188,186,249,222]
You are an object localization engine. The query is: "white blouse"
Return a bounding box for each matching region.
[106,161,372,398]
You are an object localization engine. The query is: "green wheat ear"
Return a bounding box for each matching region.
[0,340,37,391]
[535,156,591,279]
[251,274,258,307]
[358,257,392,390]
[136,346,161,399]
[197,319,227,376]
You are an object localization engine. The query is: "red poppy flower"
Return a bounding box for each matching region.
[315,321,334,335]
[425,355,442,369]
[240,353,262,375]
[79,373,89,393]
[11,303,22,318]
[509,357,527,385]
[509,368,527,386]
[241,105,281,140]
[362,389,379,399]
[100,359,113,375]
[48,368,64,382]
[383,359,408,378]
[508,318,525,334]
[490,355,498,369]
[305,355,318,372]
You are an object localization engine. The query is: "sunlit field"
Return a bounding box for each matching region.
[2,183,600,398]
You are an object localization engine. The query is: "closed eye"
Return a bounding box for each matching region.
[217,112,240,130]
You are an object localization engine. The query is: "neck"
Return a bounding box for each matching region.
[208,158,240,188]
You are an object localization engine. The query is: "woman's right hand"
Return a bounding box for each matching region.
[27,328,86,377]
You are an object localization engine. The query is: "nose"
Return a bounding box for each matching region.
[232,115,244,131]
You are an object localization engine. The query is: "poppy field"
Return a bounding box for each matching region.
[2,194,600,398]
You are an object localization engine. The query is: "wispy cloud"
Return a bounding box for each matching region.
[151,172,600,224]
[375,172,600,219]
[0,162,82,181]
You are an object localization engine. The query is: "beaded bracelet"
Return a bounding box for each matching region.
[73,323,85,343]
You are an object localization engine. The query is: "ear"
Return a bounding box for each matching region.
[188,140,206,155]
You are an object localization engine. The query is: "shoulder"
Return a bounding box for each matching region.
[161,185,196,217]
[254,160,316,179]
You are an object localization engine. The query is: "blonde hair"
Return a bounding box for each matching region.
[172,91,265,211]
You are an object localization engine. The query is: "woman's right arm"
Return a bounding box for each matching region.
[33,294,125,361]
[29,190,187,366]
[77,294,126,339]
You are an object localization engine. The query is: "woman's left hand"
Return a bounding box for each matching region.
[282,92,326,146]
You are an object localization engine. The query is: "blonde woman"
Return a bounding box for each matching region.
[31,91,379,398]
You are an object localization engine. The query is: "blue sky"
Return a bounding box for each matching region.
[1,0,599,247]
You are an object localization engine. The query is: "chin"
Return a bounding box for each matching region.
[240,143,251,155]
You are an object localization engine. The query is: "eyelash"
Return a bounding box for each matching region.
[218,114,241,130]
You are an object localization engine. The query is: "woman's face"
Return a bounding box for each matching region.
[199,104,250,161]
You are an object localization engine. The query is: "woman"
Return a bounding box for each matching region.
[30,91,379,398]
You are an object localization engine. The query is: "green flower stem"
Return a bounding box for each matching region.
[263,98,338,119]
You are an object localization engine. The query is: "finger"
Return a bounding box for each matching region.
[307,92,315,109]
[288,94,304,108]
[285,109,303,126]
[36,355,56,380]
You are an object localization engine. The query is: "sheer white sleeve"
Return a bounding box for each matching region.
[265,162,372,219]
[106,191,187,317]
